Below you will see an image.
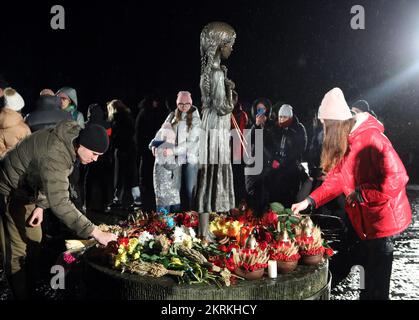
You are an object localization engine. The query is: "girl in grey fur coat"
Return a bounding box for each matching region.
[149,122,181,212]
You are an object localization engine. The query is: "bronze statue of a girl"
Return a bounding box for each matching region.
[196,22,236,240]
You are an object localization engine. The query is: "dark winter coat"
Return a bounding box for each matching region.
[307,124,324,179]
[245,121,276,172]
[244,122,275,214]
[135,100,169,156]
[111,109,135,151]
[24,95,72,132]
[0,120,95,238]
[249,98,273,126]
[86,103,111,131]
[268,116,307,169]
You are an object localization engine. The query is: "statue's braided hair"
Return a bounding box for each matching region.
[200,22,236,108]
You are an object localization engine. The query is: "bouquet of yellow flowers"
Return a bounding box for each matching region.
[114,237,142,268]
[209,217,243,239]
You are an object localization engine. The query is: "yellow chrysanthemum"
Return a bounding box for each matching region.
[171,257,182,265]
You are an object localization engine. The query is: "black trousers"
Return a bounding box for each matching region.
[269,166,302,209]
[299,177,394,299]
[114,149,137,207]
[85,155,114,212]
[358,236,394,300]
[245,173,269,217]
[232,163,247,207]
[139,153,156,212]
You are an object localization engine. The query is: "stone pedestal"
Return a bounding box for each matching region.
[83,251,330,300]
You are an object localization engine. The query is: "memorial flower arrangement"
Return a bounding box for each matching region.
[171,225,200,249]
[96,210,231,287]
[258,202,301,243]
[228,247,270,272]
[209,216,243,239]
[174,211,199,228]
[94,202,333,286]
[269,232,300,262]
[269,233,301,274]
[58,239,99,275]
[295,217,334,258]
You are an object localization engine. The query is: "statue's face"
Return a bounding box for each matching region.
[220,41,234,59]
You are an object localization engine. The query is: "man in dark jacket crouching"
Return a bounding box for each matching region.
[0,120,117,299]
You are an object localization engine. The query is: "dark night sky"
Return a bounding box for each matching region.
[2,0,419,126]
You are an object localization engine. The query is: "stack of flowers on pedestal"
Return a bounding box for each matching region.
[269,230,300,274]
[92,201,334,287]
[209,216,243,241]
[228,247,270,280]
[295,217,334,265]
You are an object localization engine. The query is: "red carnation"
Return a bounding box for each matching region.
[325,248,334,257]
[174,213,184,224]
[219,245,228,253]
[118,237,129,247]
[226,256,236,271]
[261,211,278,227]
[258,241,269,251]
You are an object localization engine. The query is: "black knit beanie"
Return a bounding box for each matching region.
[78,124,109,153]
[352,100,370,112]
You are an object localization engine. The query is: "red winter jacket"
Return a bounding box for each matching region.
[310,113,412,240]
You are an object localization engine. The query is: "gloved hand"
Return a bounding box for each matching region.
[346,188,364,207]
[272,160,280,169]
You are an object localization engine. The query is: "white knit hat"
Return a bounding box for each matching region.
[318,87,352,121]
[278,104,293,117]
[3,88,25,111]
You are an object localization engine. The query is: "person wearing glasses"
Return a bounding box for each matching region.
[56,86,85,129]
[160,91,201,211]
[151,91,201,211]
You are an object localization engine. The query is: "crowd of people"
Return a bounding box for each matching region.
[0,67,412,300]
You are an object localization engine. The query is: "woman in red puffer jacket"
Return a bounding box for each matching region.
[292,87,412,300]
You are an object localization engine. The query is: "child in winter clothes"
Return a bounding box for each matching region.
[149,122,181,212]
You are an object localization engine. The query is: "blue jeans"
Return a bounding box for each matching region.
[181,163,198,211]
